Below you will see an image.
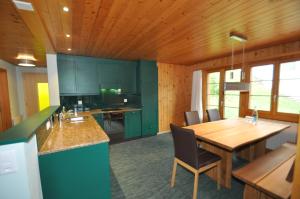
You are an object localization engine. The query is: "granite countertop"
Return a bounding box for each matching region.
[39,112,110,155]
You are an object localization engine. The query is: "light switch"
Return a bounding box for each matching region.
[124,98,128,103]
[0,150,18,175]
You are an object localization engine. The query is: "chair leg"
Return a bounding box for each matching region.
[217,161,221,190]
[171,159,177,187]
[193,172,199,199]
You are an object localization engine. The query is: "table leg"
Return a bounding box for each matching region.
[237,140,267,161]
[201,142,233,189]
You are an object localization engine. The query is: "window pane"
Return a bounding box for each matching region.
[250,81,273,96]
[224,94,240,108]
[280,61,300,80]
[251,64,274,81]
[278,96,300,114]
[224,69,241,117]
[208,72,220,83]
[224,107,239,119]
[208,84,220,95]
[225,69,241,82]
[249,64,273,111]
[249,96,271,111]
[278,60,300,114]
[207,95,219,106]
[278,79,300,97]
[207,105,219,110]
[207,72,220,110]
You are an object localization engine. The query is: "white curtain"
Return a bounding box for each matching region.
[191,70,203,121]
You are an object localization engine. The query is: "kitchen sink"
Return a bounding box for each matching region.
[65,116,89,123]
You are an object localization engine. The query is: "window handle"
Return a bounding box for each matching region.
[273,95,277,102]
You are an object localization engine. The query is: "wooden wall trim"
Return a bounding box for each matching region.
[158,63,193,132]
[190,40,300,71]
[292,116,300,199]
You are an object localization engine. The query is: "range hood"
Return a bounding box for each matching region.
[224,82,249,92]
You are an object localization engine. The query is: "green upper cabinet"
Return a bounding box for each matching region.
[97,60,137,94]
[138,61,158,136]
[57,56,76,94]
[124,111,142,139]
[76,58,99,95]
[58,54,138,96]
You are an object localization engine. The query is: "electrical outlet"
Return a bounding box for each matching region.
[124,98,128,103]
[78,100,82,105]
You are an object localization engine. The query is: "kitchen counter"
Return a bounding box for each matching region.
[0,106,59,145]
[90,107,142,114]
[39,112,110,155]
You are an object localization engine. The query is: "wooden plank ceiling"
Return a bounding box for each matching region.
[0,0,46,66]
[1,0,300,66]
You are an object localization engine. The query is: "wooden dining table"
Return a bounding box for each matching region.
[185,118,290,189]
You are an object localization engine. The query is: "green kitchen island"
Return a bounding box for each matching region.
[37,112,111,199]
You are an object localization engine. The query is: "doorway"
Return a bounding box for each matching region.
[0,68,12,132]
[22,73,48,117]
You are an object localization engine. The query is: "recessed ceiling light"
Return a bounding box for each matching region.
[16,54,36,61]
[18,59,35,67]
[63,6,69,12]
[67,48,71,51]
[66,34,70,38]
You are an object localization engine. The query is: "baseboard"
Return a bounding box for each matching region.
[157,130,170,135]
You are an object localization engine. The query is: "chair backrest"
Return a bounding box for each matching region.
[206,109,221,122]
[170,123,198,168]
[184,111,201,126]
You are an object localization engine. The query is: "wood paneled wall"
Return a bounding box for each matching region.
[292,116,300,199]
[158,63,193,132]
[190,40,300,70]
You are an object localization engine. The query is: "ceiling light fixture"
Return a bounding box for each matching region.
[224,32,249,92]
[16,54,36,61]
[18,59,35,67]
[63,6,69,12]
[229,32,247,43]
[66,34,70,38]
[67,48,71,51]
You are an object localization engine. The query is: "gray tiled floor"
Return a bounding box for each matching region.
[110,133,245,199]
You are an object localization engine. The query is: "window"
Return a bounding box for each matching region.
[249,64,274,111]
[277,61,300,114]
[207,72,220,110]
[224,69,241,118]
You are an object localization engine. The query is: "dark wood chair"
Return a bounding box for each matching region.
[184,111,201,126]
[206,109,221,122]
[170,124,221,199]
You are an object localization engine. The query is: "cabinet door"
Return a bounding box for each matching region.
[98,63,121,89]
[57,57,76,94]
[76,59,99,94]
[94,113,104,129]
[124,111,141,139]
[140,61,158,136]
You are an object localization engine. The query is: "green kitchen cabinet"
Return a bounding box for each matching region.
[39,142,111,199]
[124,111,142,139]
[93,113,104,129]
[57,56,76,94]
[138,60,158,137]
[57,55,99,95]
[75,58,99,94]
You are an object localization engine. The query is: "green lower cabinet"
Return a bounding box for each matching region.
[38,142,111,199]
[94,113,104,129]
[124,111,142,139]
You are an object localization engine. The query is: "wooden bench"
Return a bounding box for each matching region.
[233,143,296,199]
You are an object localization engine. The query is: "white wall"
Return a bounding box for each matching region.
[46,54,60,105]
[0,135,43,199]
[0,60,20,124]
[16,67,47,119]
